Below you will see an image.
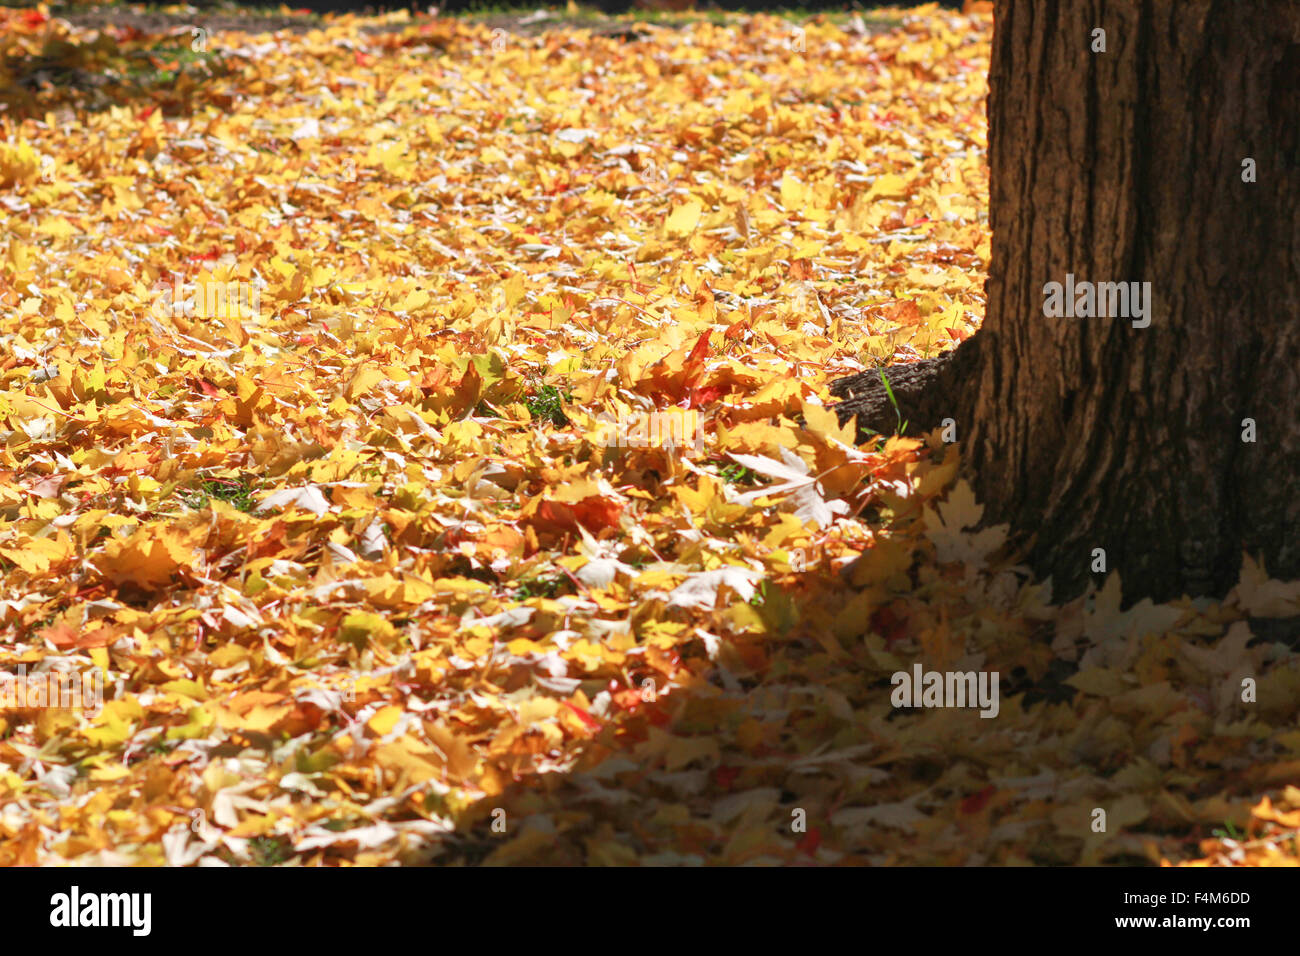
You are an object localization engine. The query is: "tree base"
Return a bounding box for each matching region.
[831,338,981,443]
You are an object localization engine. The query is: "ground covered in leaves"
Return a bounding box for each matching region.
[3,2,1300,866]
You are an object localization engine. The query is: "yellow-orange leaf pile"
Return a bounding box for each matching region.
[0,3,1294,866]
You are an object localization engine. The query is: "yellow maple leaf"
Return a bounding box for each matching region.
[665,199,703,238]
[102,526,198,588]
[366,705,404,736]
[867,173,911,200]
[340,610,399,647]
[0,140,41,187]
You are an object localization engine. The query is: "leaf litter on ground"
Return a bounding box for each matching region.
[0,1,1295,866]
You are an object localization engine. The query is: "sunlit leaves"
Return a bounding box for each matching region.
[1,3,1268,870]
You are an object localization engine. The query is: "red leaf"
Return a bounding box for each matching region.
[796,827,822,855]
[534,496,623,534]
[871,605,909,648]
[683,329,712,374]
[39,622,79,648]
[961,785,996,815]
[562,701,601,733]
[686,383,726,409]
[43,623,118,650]
[714,765,740,790]
[611,688,643,712]
[724,318,750,341]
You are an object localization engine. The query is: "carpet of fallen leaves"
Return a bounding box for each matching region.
[2,2,1300,867]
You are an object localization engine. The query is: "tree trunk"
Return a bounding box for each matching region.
[833,1,1300,605]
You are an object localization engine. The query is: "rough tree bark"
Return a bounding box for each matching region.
[833,1,1300,605]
